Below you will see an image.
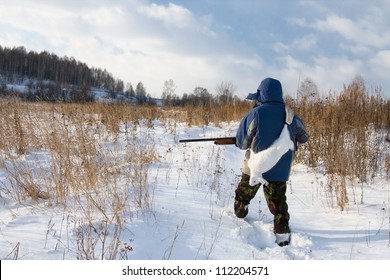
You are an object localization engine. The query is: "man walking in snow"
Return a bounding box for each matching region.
[234,77,308,247]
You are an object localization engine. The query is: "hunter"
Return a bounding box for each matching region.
[234,77,308,247]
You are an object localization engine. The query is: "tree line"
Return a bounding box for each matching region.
[0,45,127,102]
[0,45,246,106]
[0,46,126,90]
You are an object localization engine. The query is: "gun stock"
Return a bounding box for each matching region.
[179,137,236,145]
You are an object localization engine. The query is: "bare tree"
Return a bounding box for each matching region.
[298,77,319,101]
[216,81,236,104]
[136,82,147,104]
[125,83,135,98]
[215,81,237,121]
[162,79,177,106]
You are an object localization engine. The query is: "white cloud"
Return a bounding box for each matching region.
[282,3,390,95]
[272,55,364,96]
[373,50,390,67]
[314,13,390,48]
[274,34,317,54]
[0,1,228,94]
[339,43,371,56]
[82,6,122,26]
[369,50,390,79]
[1,0,390,98]
[287,17,308,27]
[292,34,317,51]
[138,3,195,29]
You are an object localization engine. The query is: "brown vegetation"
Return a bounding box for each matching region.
[0,76,389,258]
[287,77,390,210]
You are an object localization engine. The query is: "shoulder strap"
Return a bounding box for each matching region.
[285,106,294,125]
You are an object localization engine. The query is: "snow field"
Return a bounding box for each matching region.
[0,119,389,260]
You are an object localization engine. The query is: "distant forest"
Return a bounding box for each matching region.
[0,45,124,90]
[0,45,129,102]
[0,45,243,106]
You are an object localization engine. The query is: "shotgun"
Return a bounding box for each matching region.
[179,137,236,145]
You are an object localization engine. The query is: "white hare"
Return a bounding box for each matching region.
[247,124,294,186]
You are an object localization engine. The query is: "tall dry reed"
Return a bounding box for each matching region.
[0,75,389,251]
[288,77,390,210]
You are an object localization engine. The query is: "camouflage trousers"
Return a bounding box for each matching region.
[235,173,291,234]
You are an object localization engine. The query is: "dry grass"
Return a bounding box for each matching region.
[0,76,389,259]
[0,98,250,258]
[0,100,160,259]
[288,78,390,209]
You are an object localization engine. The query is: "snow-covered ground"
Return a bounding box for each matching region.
[0,120,389,262]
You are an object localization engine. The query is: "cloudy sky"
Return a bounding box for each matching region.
[1,0,390,98]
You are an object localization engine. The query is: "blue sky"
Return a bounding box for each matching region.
[1,0,390,98]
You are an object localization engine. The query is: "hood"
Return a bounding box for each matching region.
[246,77,284,103]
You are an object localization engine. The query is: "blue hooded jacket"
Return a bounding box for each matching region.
[236,77,308,182]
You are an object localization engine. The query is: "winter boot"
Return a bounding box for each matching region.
[275,233,291,247]
[234,200,249,218]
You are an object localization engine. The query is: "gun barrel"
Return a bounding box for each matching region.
[179,137,236,145]
[179,137,224,143]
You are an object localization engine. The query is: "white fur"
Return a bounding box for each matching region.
[247,124,294,186]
